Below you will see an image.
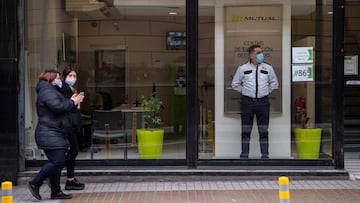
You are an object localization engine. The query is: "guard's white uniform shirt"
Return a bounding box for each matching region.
[232,61,279,99]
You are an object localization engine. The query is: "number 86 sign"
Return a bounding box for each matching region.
[292,64,314,82]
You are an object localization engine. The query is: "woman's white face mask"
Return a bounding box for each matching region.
[65,77,77,86]
[65,71,77,86]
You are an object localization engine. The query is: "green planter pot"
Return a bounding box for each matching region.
[295,128,322,159]
[137,129,164,159]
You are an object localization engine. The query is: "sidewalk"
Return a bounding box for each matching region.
[8,179,360,203]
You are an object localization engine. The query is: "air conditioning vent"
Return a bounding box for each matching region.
[66,0,106,12]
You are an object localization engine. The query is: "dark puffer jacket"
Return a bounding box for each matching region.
[35,80,75,149]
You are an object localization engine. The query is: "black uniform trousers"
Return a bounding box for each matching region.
[240,95,270,158]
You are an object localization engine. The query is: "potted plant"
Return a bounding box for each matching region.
[136,92,164,159]
[294,109,322,159]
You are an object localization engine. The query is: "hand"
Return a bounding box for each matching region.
[77,92,85,101]
[71,93,85,105]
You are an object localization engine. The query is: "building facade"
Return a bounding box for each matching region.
[2,0,360,184]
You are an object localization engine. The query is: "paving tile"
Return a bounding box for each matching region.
[169,190,181,203]
[153,191,167,203]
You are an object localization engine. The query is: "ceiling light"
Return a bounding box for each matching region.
[168,7,178,16]
[327,11,333,15]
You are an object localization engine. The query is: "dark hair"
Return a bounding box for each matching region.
[62,66,76,81]
[38,69,59,83]
[248,44,261,54]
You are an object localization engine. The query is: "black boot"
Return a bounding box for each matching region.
[28,182,41,200]
[50,191,72,199]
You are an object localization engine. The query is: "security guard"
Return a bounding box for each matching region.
[232,44,279,159]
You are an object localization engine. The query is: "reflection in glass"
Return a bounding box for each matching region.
[25,1,186,160]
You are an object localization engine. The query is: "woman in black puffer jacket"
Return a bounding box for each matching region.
[59,67,85,190]
[28,70,84,201]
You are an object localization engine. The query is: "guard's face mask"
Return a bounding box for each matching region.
[256,53,264,63]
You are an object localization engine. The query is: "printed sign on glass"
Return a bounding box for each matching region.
[292,64,313,82]
[292,47,313,64]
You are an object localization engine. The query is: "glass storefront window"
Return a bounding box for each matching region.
[344,0,360,158]
[25,0,186,160]
[24,0,336,163]
[198,0,334,160]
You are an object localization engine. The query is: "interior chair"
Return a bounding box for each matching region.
[90,110,128,159]
[80,91,103,150]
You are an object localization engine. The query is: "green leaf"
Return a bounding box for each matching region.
[141,92,163,129]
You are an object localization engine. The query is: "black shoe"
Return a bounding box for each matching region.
[65,178,85,190]
[50,191,72,199]
[240,154,249,159]
[28,182,41,200]
[261,155,269,159]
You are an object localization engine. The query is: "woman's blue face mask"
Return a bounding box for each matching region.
[256,53,264,63]
[52,79,62,88]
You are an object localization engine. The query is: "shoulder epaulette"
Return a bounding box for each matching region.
[263,61,271,66]
[240,60,251,66]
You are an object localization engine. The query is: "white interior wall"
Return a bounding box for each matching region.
[214,0,292,158]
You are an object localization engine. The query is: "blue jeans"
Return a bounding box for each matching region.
[241,96,270,157]
[31,149,67,193]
